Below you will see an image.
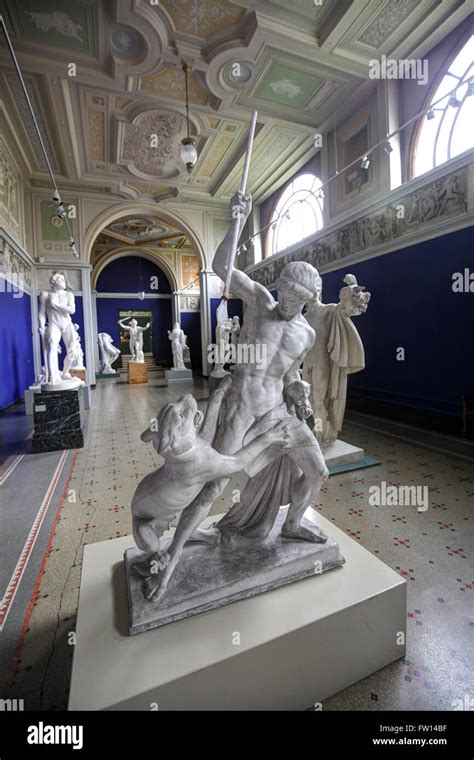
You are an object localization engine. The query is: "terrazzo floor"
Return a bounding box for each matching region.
[1,377,472,711]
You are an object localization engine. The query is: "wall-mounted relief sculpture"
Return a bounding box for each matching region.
[251,168,468,287]
[0,235,32,288]
[0,138,21,234]
[303,274,371,468]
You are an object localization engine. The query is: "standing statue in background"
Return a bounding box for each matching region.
[303,274,371,446]
[118,317,150,363]
[71,323,85,370]
[210,312,232,378]
[168,322,187,370]
[98,332,121,373]
[230,315,241,361]
[38,271,83,390]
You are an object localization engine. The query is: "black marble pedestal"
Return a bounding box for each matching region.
[32,389,84,453]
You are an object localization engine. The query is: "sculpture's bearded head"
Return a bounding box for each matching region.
[276,262,322,320]
[50,271,66,291]
[140,394,203,458]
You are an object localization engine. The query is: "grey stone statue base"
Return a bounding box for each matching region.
[124,507,345,635]
[322,439,365,467]
[165,368,193,386]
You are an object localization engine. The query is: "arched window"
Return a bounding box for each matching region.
[412,35,473,178]
[266,173,323,257]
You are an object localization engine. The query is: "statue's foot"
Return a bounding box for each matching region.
[142,573,169,603]
[187,527,221,546]
[281,522,328,543]
[62,372,72,379]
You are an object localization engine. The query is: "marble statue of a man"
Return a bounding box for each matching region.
[303,274,371,445]
[210,313,232,378]
[145,191,330,601]
[38,271,83,390]
[168,322,187,370]
[118,317,150,363]
[98,332,121,373]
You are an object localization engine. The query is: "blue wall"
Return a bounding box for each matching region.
[181,311,202,371]
[319,227,473,416]
[96,256,171,293]
[0,285,35,410]
[96,256,173,364]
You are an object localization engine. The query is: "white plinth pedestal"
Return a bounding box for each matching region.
[69,509,406,711]
[165,368,193,386]
[323,439,364,467]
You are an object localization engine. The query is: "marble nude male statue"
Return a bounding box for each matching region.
[303,274,371,445]
[38,271,82,390]
[148,191,329,600]
[118,317,150,363]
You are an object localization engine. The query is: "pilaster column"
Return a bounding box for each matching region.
[81,266,96,385]
[199,268,212,377]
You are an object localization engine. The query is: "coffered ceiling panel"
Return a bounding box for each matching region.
[159,0,245,39]
[0,0,470,206]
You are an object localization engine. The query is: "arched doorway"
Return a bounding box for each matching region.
[87,209,204,375]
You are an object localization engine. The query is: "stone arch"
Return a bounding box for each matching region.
[92,247,178,293]
[83,202,206,270]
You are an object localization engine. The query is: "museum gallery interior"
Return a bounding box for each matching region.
[0,0,472,715]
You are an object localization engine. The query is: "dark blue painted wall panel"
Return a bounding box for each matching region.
[0,287,35,410]
[96,256,172,293]
[318,227,473,415]
[180,311,202,371]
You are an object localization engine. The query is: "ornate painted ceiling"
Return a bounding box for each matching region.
[0,0,470,206]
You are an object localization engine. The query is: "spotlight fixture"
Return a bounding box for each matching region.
[317,188,325,200]
[180,63,198,174]
[271,221,278,231]
[383,139,393,154]
[467,76,474,96]
[361,155,370,170]
[448,94,461,108]
[427,108,435,120]
[241,243,248,253]
[285,210,291,221]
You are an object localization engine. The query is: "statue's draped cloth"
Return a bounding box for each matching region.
[326,305,365,435]
[217,402,319,539]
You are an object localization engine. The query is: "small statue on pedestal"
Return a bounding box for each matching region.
[168,322,187,370]
[210,313,232,378]
[98,333,121,373]
[118,317,150,363]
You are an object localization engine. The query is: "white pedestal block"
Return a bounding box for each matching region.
[165,368,193,386]
[69,509,406,711]
[323,439,364,467]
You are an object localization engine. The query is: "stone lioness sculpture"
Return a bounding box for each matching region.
[132,376,291,602]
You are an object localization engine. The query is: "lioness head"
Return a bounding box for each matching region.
[141,394,204,457]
